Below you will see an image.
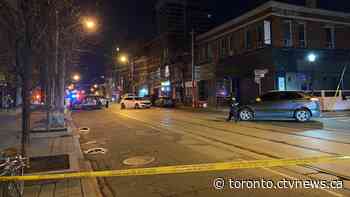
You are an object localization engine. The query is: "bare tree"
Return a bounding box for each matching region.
[0,0,84,155]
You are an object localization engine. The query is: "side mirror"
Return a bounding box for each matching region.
[256,97,262,102]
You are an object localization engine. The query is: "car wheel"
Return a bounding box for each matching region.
[295,109,311,122]
[239,108,254,121]
[121,103,126,109]
[135,103,139,109]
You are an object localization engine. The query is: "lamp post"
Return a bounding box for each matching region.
[307,53,317,91]
[72,74,81,82]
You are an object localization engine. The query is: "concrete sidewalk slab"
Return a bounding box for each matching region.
[0,110,103,197]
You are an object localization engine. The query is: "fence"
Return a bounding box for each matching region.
[305,90,350,111]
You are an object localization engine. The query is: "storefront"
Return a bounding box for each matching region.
[160,80,171,97]
[138,85,149,97]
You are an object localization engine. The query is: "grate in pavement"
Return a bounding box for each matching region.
[25,154,70,173]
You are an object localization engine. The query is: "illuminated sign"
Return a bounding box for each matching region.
[278,77,286,91]
[161,81,170,86]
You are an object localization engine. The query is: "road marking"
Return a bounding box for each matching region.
[0,156,349,182]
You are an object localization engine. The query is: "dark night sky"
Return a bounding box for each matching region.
[79,0,350,83]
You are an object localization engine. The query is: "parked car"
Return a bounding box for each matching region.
[120,96,152,109]
[238,91,321,122]
[154,97,175,108]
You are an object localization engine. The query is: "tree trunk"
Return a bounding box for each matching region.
[20,37,33,156]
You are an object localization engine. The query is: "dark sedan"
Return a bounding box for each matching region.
[154,97,175,108]
[238,91,321,122]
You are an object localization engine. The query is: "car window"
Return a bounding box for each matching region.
[261,92,280,101]
[280,92,303,100]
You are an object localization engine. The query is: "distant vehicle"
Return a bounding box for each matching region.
[71,95,103,110]
[238,91,321,122]
[120,95,151,109]
[154,97,175,108]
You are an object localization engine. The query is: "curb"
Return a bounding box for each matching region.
[67,113,104,197]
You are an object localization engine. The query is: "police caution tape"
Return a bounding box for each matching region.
[1,155,349,182]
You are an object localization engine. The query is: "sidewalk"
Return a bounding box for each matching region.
[0,110,102,197]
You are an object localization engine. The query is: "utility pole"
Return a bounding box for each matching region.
[191,29,197,108]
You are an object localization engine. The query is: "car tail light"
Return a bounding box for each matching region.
[310,97,319,102]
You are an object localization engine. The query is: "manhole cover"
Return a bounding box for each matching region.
[79,127,90,134]
[123,156,155,166]
[84,148,107,155]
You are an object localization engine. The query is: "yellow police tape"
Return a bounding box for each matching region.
[0,155,349,182]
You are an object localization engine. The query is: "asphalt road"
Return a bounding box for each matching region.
[72,104,350,197]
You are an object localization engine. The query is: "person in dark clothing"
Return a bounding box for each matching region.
[226,97,240,122]
[105,100,109,108]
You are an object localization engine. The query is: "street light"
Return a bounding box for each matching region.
[82,17,97,32]
[72,74,80,82]
[307,53,317,91]
[308,53,317,62]
[93,84,98,89]
[120,55,128,63]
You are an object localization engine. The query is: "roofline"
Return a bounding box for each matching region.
[197,0,350,41]
[155,0,185,10]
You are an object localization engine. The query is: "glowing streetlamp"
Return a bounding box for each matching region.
[308,53,317,62]
[83,18,97,31]
[119,55,128,63]
[307,53,317,91]
[93,84,98,89]
[72,74,80,82]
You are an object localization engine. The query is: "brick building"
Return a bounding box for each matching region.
[118,0,212,103]
[196,0,350,105]
[132,33,192,102]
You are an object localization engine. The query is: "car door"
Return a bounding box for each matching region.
[278,92,301,118]
[124,98,133,108]
[252,92,283,118]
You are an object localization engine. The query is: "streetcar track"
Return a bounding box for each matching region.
[145,115,348,156]
[116,111,350,182]
[172,111,350,144]
[137,109,350,145]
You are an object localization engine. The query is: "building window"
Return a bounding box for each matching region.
[298,23,306,48]
[201,45,206,61]
[264,20,271,45]
[229,34,234,54]
[244,29,252,49]
[208,43,213,59]
[220,38,228,57]
[257,25,264,48]
[325,27,335,49]
[282,20,292,47]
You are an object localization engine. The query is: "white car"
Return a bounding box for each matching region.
[120,96,151,109]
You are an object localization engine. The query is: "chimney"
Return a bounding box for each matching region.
[305,0,317,8]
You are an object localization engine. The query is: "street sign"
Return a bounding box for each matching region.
[194,66,201,80]
[254,69,268,78]
[254,77,261,84]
